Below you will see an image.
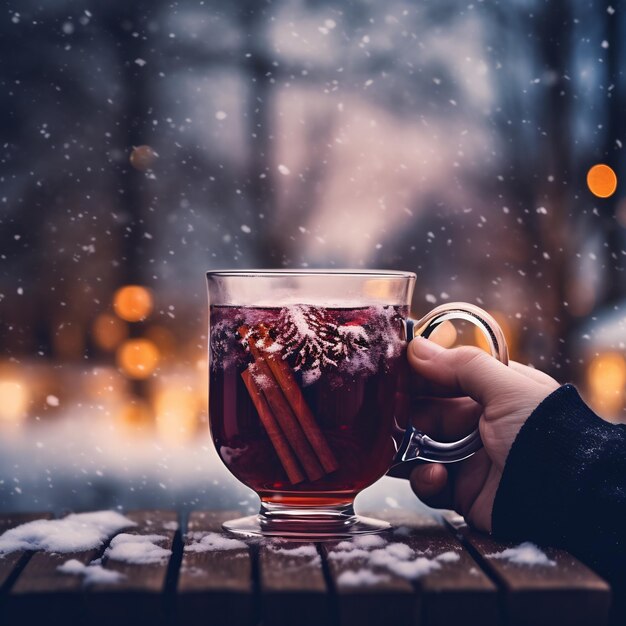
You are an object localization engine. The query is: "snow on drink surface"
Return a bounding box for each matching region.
[209,304,407,505]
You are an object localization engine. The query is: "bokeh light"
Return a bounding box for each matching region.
[92,313,129,351]
[587,352,626,418]
[117,398,153,435]
[129,145,158,171]
[429,320,458,348]
[117,338,160,379]
[587,164,617,198]
[154,386,199,445]
[0,380,29,423]
[474,311,515,357]
[113,285,153,322]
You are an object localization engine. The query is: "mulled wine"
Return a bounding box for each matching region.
[209,304,408,507]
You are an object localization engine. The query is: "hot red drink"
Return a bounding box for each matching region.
[209,304,408,508]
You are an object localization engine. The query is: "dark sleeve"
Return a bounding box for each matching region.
[492,384,626,584]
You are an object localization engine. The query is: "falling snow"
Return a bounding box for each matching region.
[0,0,623,522]
[46,395,60,407]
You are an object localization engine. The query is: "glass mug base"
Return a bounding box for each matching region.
[223,501,391,538]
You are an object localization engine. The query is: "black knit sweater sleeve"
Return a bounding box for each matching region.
[492,384,626,583]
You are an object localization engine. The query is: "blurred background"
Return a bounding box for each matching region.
[0,0,624,514]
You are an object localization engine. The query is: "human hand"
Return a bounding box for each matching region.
[398,337,559,532]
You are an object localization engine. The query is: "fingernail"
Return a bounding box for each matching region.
[410,336,444,359]
[425,465,437,484]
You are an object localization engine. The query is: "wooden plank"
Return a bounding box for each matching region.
[83,510,180,626]
[381,510,500,626]
[258,539,330,626]
[176,510,254,626]
[3,511,122,625]
[444,512,611,626]
[6,542,103,624]
[327,510,499,626]
[321,523,418,626]
[0,513,53,592]
[3,510,168,626]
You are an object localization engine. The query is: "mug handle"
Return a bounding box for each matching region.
[396,302,509,464]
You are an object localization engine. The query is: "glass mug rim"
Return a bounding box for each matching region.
[206,268,416,279]
[207,268,507,538]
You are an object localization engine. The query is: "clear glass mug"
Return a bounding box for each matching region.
[207,269,508,537]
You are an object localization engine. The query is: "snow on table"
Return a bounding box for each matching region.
[0,509,613,626]
[443,511,610,626]
[2,510,178,625]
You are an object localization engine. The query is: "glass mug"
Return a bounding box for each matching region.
[207,270,508,537]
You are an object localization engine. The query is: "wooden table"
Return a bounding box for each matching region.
[0,509,615,626]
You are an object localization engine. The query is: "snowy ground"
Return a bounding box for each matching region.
[0,409,429,517]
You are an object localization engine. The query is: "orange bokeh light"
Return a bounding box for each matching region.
[113,285,153,322]
[429,320,458,348]
[92,313,129,351]
[474,311,515,357]
[118,399,153,435]
[587,352,626,418]
[587,164,617,198]
[154,386,199,445]
[0,379,29,423]
[130,145,158,171]
[117,338,160,379]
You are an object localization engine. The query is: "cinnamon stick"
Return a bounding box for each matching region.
[256,324,339,474]
[239,326,324,482]
[241,369,304,485]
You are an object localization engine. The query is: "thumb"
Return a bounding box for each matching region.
[408,337,524,406]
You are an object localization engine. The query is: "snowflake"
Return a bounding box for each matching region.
[276,306,369,379]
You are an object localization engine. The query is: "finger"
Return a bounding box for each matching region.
[508,361,559,388]
[408,338,530,405]
[410,396,482,442]
[409,369,466,398]
[452,449,491,516]
[409,357,558,398]
[409,463,453,509]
